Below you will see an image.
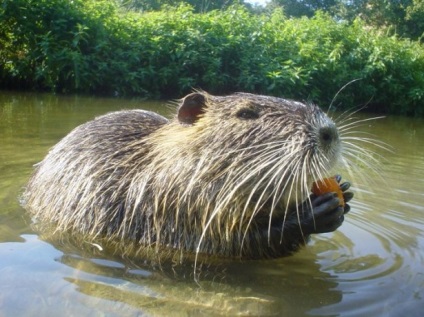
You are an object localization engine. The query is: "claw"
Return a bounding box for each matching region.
[340,181,351,192]
[343,191,354,203]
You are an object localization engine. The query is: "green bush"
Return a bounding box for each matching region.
[1,0,423,115]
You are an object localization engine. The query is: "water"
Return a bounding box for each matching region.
[1,91,423,316]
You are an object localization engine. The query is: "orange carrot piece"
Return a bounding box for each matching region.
[311,177,345,207]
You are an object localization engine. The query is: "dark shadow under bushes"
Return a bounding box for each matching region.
[1,0,423,115]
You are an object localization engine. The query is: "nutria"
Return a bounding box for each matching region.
[23,91,353,259]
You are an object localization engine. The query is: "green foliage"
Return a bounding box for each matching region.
[405,0,424,40]
[0,0,117,92]
[1,0,424,115]
[271,0,424,42]
[118,0,245,12]
[271,0,338,17]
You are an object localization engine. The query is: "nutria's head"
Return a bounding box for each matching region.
[133,91,342,256]
[152,91,341,203]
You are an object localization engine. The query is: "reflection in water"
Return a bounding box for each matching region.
[1,91,424,316]
[0,234,344,316]
[37,226,344,315]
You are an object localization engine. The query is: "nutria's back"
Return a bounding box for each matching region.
[24,91,347,259]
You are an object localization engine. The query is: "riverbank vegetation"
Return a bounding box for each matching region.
[1,0,423,115]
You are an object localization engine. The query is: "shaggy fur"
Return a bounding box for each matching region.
[24,91,351,259]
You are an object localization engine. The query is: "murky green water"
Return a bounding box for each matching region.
[1,91,423,316]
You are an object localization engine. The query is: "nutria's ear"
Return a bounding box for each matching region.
[178,92,207,124]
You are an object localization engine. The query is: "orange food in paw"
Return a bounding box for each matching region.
[311,177,345,207]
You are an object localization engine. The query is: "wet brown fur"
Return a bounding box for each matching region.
[24,92,343,259]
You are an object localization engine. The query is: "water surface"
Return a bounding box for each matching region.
[1,91,423,316]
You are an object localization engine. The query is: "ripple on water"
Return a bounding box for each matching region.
[308,159,424,316]
[2,94,424,316]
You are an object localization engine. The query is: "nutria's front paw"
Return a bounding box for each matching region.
[300,175,354,234]
[301,192,345,234]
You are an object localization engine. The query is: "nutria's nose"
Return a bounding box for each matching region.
[319,125,339,147]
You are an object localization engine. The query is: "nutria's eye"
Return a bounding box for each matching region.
[236,108,260,120]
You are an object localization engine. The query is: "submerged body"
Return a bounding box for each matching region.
[24,92,352,258]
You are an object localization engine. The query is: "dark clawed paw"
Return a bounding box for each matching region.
[310,192,337,208]
[327,213,345,232]
[318,212,345,233]
[335,175,354,209]
[302,174,354,234]
[315,206,345,233]
[302,195,344,234]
